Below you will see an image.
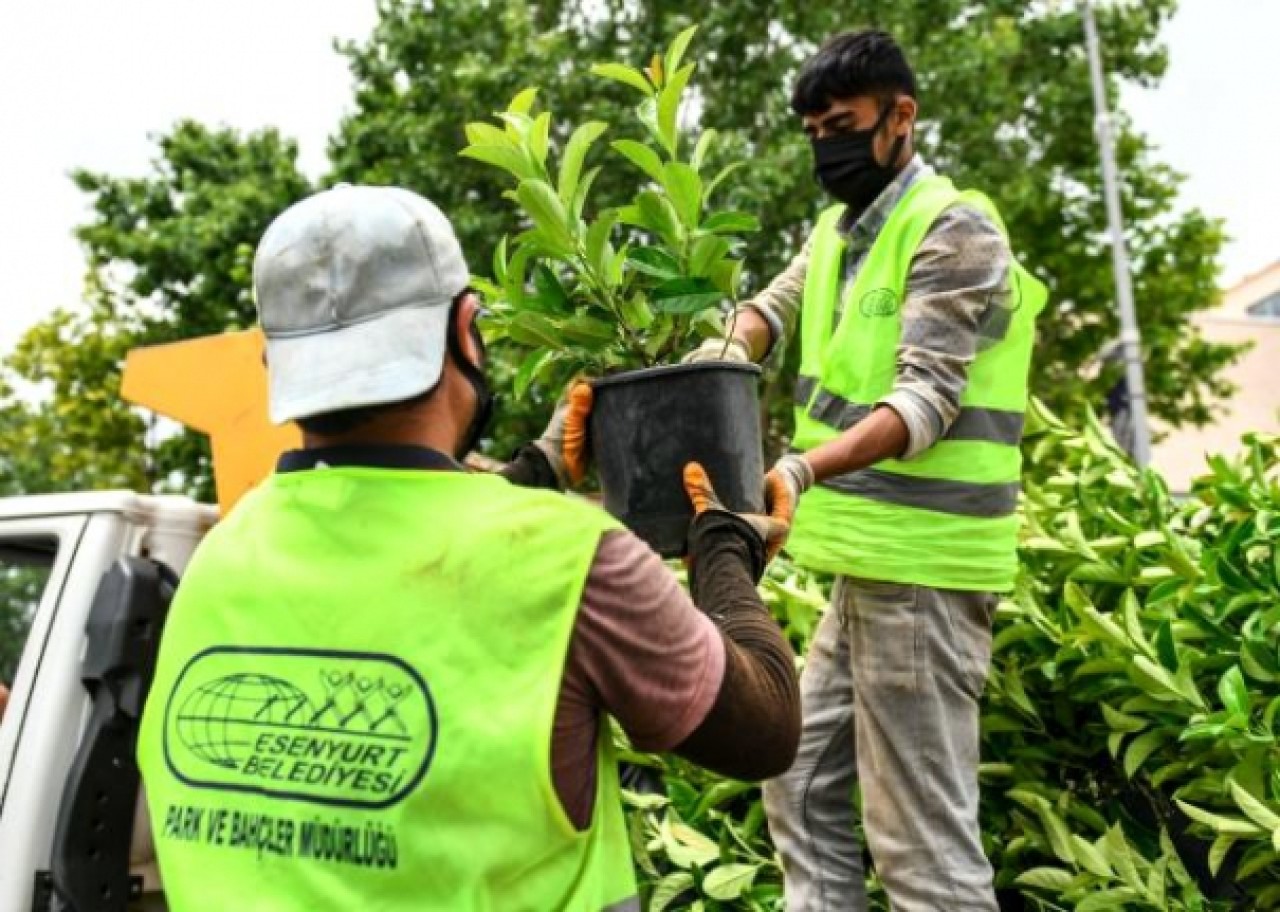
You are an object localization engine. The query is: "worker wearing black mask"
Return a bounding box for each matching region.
[688,28,1047,912]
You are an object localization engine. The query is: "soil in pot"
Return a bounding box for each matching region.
[590,361,765,557]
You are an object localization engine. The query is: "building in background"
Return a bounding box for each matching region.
[1153,261,1280,493]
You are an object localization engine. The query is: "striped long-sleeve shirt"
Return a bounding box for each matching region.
[745,155,1013,459]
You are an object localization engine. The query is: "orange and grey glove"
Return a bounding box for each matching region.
[532,380,594,489]
[766,454,814,530]
[684,462,792,564]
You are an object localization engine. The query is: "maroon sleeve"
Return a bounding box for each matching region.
[551,530,725,829]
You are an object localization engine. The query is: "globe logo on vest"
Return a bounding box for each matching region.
[859,288,900,318]
[163,646,437,809]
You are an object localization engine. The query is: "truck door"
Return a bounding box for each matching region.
[0,516,89,912]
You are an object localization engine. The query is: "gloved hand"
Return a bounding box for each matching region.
[766,454,814,529]
[682,336,752,365]
[532,380,593,488]
[684,462,792,562]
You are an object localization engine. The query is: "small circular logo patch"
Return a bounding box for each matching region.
[859,288,900,318]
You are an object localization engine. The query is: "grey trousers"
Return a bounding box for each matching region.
[762,577,999,912]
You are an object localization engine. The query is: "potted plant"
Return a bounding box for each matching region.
[461,27,764,556]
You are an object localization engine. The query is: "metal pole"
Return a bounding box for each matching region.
[1082,0,1152,465]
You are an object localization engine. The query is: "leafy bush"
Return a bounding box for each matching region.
[460,28,758,391]
[622,406,1280,911]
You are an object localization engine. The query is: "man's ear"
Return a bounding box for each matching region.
[894,95,918,137]
[451,292,484,368]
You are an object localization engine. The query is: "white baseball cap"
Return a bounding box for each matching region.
[253,184,471,424]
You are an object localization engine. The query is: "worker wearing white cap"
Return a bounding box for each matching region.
[137,184,800,911]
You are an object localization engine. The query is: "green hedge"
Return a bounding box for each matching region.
[621,403,1280,911]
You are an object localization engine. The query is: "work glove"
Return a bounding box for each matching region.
[682,336,752,365]
[684,462,792,563]
[532,380,593,488]
[766,454,814,530]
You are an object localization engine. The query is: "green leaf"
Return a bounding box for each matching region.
[692,128,717,172]
[702,211,760,234]
[1131,655,1205,708]
[705,161,744,201]
[507,87,539,115]
[584,210,619,280]
[1101,702,1147,734]
[649,871,694,912]
[459,144,535,182]
[1242,639,1279,682]
[491,235,509,285]
[1077,889,1144,912]
[627,247,681,280]
[689,235,731,278]
[656,62,695,156]
[1219,665,1250,718]
[516,179,576,253]
[651,277,721,315]
[709,258,744,298]
[691,308,726,341]
[557,121,608,205]
[1229,778,1280,831]
[571,165,601,220]
[591,62,653,95]
[464,122,512,148]
[533,265,570,314]
[529,111,552,169]
[559,314,616,345]
[1209,834,1238,876]
[1071,834,1113,877]
[702,863,758,901]
[620,295,654,331]
[611,139,665,184]
[661,162,703,228]
[505,312,562,349]
[1176,799,1266,835]
[513,348,552,399]
[664,25,698,80]
[621,790,669,810]
[1014,867,1074,891]
[1123,730,1166,778]
[662,819,719,868]
[1102,824,1143,891]
[635,191,683,249]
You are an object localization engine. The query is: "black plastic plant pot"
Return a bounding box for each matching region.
[590,361,765,558]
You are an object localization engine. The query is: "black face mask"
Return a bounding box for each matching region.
[811,103,907,214]
[446,296,495,460]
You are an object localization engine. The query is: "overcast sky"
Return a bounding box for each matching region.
[0,0,1275,357]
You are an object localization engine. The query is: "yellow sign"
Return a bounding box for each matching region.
[122,330,300,514]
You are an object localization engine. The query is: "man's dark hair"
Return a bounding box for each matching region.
[790,30,917,116]
[295,288,473,437]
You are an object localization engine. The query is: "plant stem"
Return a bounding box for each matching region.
[721,303,739,360]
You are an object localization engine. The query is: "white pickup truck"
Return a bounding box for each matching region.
[0,491,217,912]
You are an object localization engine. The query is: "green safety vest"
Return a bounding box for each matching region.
[788,174,1047,592]
[137,466,639,911]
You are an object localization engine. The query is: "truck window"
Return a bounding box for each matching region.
[0,535,57,686]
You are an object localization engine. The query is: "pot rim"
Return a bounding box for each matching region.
[589,359,762,390]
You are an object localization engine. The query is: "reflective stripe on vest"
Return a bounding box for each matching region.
[819,466,1021,518]
[795,374,1026,446]
[137,469,638,911]
[786,175,1047,591]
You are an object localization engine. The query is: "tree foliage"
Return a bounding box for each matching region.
[0,121,310,497]
[0,0,1237,496]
